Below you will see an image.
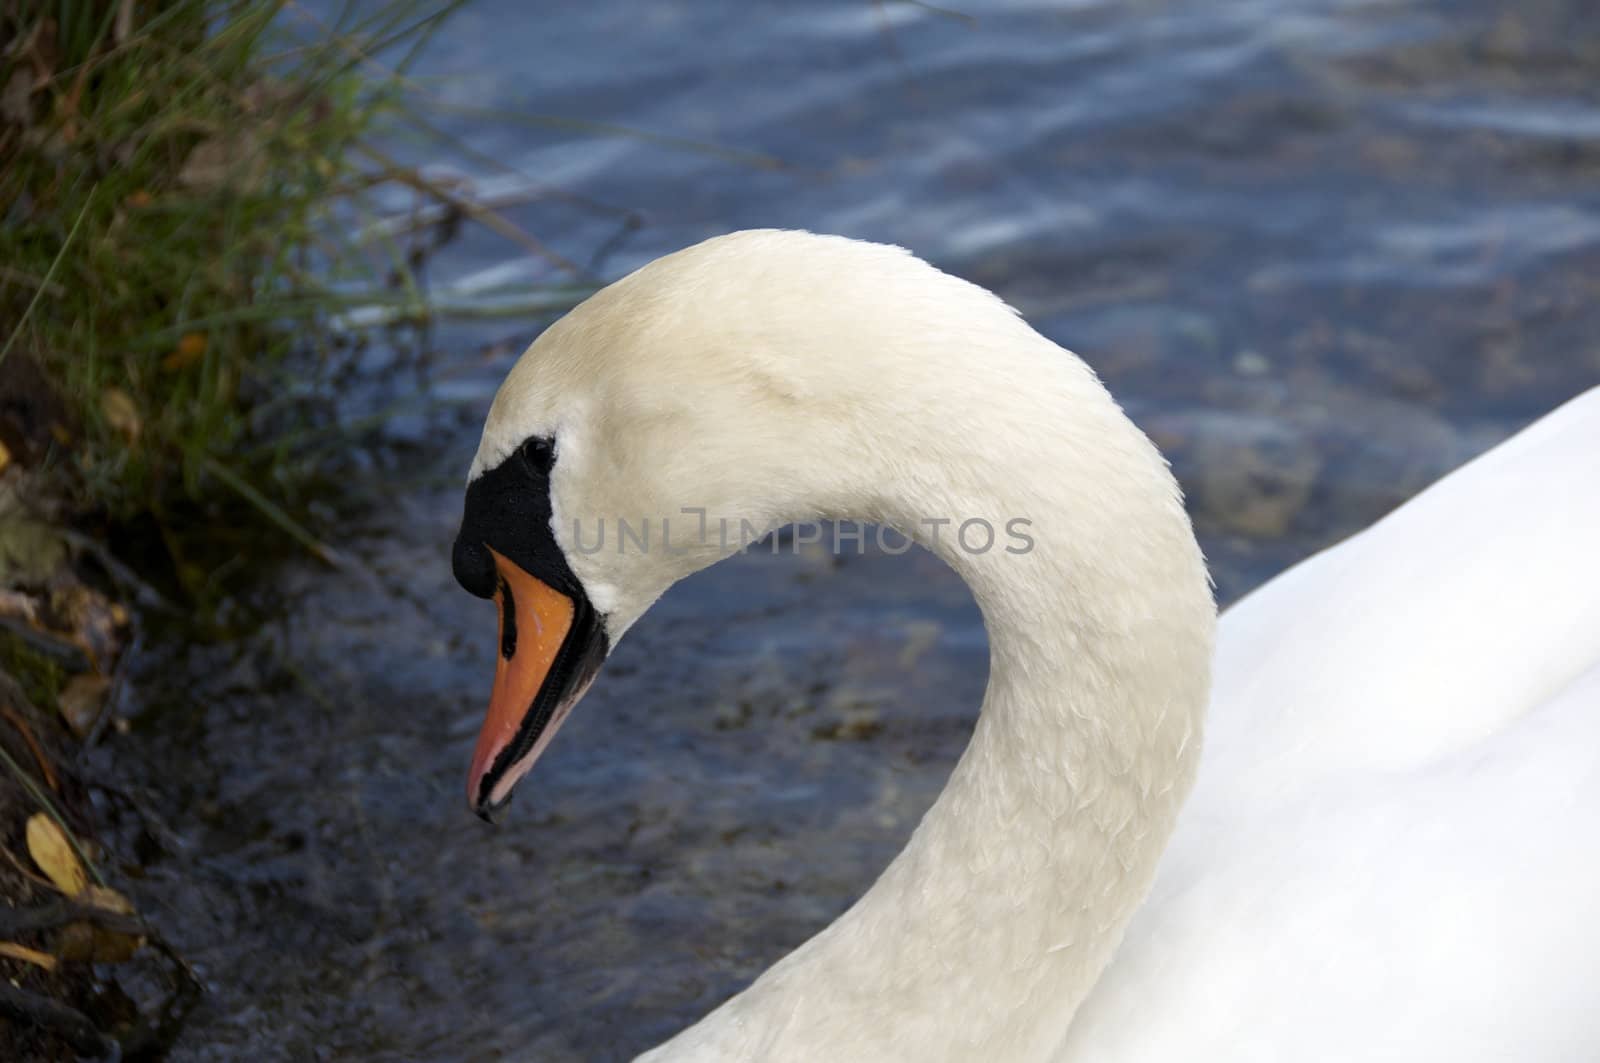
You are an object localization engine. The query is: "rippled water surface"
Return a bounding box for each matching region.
[105,2,1598,1059]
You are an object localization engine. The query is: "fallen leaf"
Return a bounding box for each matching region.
[126,188,152,208]
[161,331,207,372]
[0,941,57,971]
[179,130,264,191]
[50,582,128,673]
[55,922,94,962]
[100,388,140,442]
[0,438,10,473]
[47,917,143,963]
[57,674,110,738]
[25,813,87,896]
[92,925,144,963]
[177,138,231,189]
[0,522,68,587]
[81,885,134,915]
[84,887,143,962]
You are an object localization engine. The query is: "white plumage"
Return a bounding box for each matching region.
[469,230,1600,1061]
[1066,384,1600,1061]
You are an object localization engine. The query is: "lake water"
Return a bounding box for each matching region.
[104,1,1598,1059]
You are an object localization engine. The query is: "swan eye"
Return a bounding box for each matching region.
[520,436,555,471]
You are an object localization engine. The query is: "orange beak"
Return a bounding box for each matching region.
[468,548,580,817]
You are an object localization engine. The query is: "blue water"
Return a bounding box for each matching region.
[107,2,1598,1058]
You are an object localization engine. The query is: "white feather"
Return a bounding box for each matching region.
[471,230,1600,1062]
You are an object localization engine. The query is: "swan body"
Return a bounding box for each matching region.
[453,229,1600,1061]
[1065,383,1600,1060]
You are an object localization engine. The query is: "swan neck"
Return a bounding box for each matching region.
[649,385,1215,1062]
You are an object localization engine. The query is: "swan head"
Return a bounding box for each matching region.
[451,228,1153,818]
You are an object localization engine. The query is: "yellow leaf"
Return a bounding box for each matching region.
[68,888,143,963]
[81,885,134,915]
[57,674,110,738]
[0,941,57,971]
[0,438,10,473]
[100,388,141,443]
[25,813,88,896]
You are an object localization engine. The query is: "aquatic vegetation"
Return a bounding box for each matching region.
[0,0,509,587]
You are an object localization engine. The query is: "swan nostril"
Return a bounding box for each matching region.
[452,537,497,599]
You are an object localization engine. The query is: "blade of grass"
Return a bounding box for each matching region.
[359,144,588,277]
[0,190,96,370]
[201,456,344,568]
[0,745,108,889]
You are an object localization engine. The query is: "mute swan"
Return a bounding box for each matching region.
[451,230,1600,1061]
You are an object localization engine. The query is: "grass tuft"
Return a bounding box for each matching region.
[0,0,515,594]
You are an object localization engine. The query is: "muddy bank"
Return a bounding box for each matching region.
[0,639,197,1059]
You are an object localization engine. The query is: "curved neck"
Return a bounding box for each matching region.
[643,375,1215,1062]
